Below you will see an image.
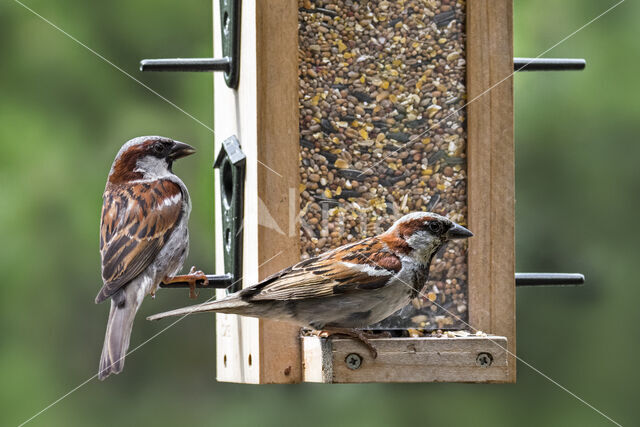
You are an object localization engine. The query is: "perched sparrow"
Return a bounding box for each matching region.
[96,136,207,380]
[148,212,472,355]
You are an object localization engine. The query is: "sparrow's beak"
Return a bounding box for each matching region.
[168,141,196,160]
[446,223,473,240]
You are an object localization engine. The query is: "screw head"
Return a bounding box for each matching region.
[476,352,493,367]
[345,353,362,370]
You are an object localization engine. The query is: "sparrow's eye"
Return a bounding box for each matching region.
[427,221,443,234]
[153,143,165,154]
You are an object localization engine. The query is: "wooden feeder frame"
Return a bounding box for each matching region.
[212,0,515,384]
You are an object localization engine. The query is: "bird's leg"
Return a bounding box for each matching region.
[314,328,390,359]
[162,266,209,299]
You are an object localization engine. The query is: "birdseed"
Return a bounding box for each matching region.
[298,0,468,330]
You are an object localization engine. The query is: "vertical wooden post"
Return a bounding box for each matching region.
[467,0,516,382]
[256,0,301,383]
[213,0,301,384]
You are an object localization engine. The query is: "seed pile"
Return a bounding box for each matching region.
[298,0,468,330]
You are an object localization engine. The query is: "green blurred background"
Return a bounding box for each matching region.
[1,0,637,425]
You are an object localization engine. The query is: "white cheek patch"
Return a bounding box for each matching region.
[406,230,436,249]
[340,261,389,276]
[135,155,171,179]
[406,230,441,262]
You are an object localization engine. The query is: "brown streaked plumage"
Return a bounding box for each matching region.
[148,212,473,357]
[96,136,204,380]
[96,179,183,303]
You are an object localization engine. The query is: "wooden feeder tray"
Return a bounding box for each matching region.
[302,334,508,383]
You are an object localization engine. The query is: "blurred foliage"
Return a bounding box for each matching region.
[0,0,638,426]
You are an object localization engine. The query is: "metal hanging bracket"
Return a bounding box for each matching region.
[213,136,246,293]
[139,0,241,88]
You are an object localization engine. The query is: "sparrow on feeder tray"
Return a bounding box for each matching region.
[148,212,473,357]
[95,136,207,380]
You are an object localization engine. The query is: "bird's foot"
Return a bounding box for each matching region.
[163,266,209,299]
[314,328,389,359]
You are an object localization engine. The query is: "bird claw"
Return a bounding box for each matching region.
[187,267,208,299]
[188,284,198,299]
[162,267,209,299]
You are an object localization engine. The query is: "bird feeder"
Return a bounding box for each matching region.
[143,0,585,384]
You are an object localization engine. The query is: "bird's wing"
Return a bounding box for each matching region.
[146,238,403,322]
[96,179,184,303]
[240,238,402,302]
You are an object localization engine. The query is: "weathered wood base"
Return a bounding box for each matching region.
[302,335,510,383]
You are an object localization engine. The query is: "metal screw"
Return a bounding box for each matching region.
[345,353,362,370]
[476,352,493,367]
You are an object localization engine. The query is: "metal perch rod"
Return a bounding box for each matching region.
[141,58,586,73]
[159,274,233,289]
[515,273,584,287]
[514,58,586,72]
[140,58,231,72]
[160,272,584,290]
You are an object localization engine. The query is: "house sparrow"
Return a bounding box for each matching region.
[96,136,207,380]
[148,212,472,356]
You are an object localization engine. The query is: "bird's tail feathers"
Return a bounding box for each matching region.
[147,296,251,321]
[98,299,137,380]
